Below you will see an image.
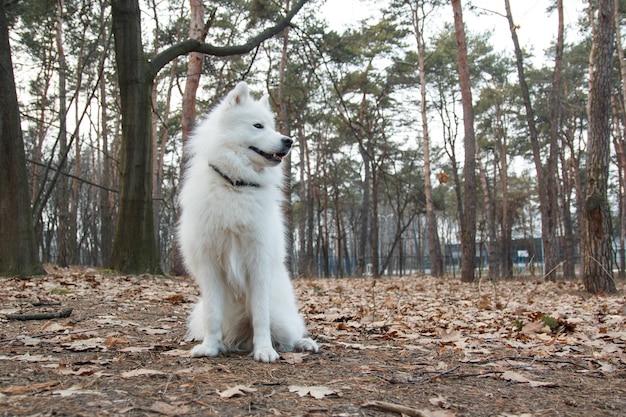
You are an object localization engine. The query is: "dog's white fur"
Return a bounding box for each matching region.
[177,82,318,363]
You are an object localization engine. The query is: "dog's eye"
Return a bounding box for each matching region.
[253,123,264,129]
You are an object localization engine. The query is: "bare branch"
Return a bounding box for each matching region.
[6,307,73,321]
[150,0,309,75]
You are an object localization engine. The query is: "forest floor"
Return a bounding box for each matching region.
[1,266,625,417]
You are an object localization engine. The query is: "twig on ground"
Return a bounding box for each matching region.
[6,307,73,321]
[0,325,124,343]
[414,365,461,383]
[362,400,429,417]
[501,356,589,370]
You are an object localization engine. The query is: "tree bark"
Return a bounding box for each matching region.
[495,103,512,279]
[550,0,568,278]
[613,0,626,279]
[109,0,161,274]
[170,0,211,276]
[0,1,45,277]
[55,0,71,267]
[583,0,616,294]
[451,0,477,283]
[477,156,498,280]
[504,0,560,281]
[277,0,293,276]
[98,0,114,266]
[411,0,443,277]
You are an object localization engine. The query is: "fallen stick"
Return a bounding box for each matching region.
[6,307,73,321]
[362,400,429,417]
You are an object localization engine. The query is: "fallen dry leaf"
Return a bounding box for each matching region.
[55,366,95,376]
[139,327,169,335]
[52,384,103,397]
[288,385,338,399]
[217,385,258,398]
[119,346,154,353]
[146,401,192,416]
[17,335,42,346]
[120,368,166,379]
[520,320,551,337]
[500,370,557,387]
[280,351,309,364]
[160,348,190,357]
[429,394,453,409]
[63,337,106,351]
[0,352,58,362]
[0,380,58,395]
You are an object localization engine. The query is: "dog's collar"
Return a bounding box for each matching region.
[210,164,260,188]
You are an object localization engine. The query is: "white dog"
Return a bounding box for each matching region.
[177,82,318,362]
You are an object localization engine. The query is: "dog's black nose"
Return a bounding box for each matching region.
[282,137,293,148]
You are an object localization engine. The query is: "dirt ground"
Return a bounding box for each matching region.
[1,266,625,417]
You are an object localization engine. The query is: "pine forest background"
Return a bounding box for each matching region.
[3,0,625,286]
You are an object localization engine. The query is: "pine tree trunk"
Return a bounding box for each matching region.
[496,106,513,279]
[505,0,560,281]
[277,0,293,276]
[0,2,45,277]
[477,157,498,279]
[583,0,616,294]
[170,0,209,276]
[549,0,566,279]
[613,0,626,279]
[451,0,476,283]
[55,0,70,267]
[411,0,443,277]
[109,0,161,274]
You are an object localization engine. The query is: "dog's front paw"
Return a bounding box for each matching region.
[295,337,319,353]
[190,342,223,358]
[253,346,279,363]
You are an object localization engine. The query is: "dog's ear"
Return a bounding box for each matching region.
[260,94,271,109]
[226,82,250,107]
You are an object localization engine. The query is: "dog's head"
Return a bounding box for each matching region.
[218,82,292,167]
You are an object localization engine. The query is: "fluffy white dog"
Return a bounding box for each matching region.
[177,81,318,363]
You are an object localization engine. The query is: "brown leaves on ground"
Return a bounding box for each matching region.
[0,266,625,416]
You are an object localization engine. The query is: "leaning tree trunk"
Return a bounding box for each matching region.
[504,0,560,281]
[452,0,477,283]
[583,0,617,294]
[109,0,161,274]
[0,1,45,277]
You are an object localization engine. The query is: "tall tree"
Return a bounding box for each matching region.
[55,0,71,267]
[451,0,477,282]
[408,0,444,277]
[583,0,616,294]
[613,0,626,279]
[549,0,568,277]
[170,0,211,276]
[109,0,161,273]
[108,0,308,273]
[98,0,114,266]
[0,1,45,277]
[504,0,560,281]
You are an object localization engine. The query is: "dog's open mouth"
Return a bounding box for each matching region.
[249,146,287,164]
